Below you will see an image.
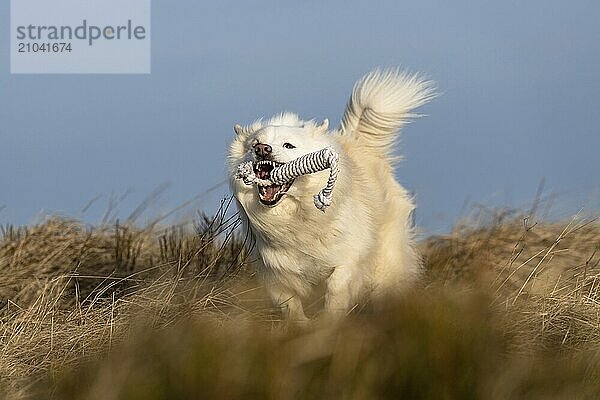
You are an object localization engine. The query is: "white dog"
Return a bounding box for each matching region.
[228,69,435,321]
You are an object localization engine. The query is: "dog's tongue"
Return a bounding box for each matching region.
[264,185,280,201]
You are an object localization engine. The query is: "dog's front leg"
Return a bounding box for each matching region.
[324,266,362,317]
[266,283,309,323]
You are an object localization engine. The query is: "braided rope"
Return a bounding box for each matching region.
[235,146,339,211]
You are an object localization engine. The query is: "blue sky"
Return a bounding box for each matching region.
[1,0,598,233]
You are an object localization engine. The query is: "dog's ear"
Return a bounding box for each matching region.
[315,118,329,134]
[234,124,246,136]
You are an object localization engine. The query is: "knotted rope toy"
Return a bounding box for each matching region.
[236,146,340,211]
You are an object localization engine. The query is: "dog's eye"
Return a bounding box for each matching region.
[283,143,296,149]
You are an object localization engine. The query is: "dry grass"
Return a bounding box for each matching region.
[0,199,599,399]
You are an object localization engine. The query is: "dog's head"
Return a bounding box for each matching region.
[229,112,330,209]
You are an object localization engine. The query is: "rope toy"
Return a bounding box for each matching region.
[235,147,340,211]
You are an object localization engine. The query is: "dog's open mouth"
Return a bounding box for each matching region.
[254,160,294,206]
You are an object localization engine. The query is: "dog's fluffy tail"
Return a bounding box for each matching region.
[340,68,436,162]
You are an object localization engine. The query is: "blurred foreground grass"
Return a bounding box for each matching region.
[1,200,599,399]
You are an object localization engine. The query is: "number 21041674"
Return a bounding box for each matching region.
[17,42,72,53]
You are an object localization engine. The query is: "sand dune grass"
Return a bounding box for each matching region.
[0,201,599,399]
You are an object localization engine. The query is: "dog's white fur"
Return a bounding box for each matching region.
[228,69,435,320]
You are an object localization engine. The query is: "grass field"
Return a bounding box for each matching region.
[1,198,599,399]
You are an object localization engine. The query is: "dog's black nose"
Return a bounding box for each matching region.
[254,143,272,158]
